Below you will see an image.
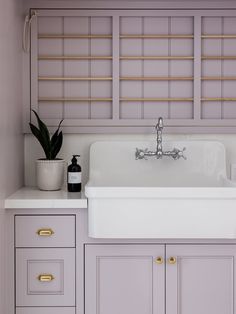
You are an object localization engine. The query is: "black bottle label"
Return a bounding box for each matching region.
[68,172,81,184]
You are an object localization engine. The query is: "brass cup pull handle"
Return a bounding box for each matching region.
[38,274,55,282]
[168,257,177,264]
[155,257,164,264]
[37,228,55,236]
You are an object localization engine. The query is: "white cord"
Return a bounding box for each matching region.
[23,10,37,53]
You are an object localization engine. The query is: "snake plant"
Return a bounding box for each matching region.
[29,110,63,160]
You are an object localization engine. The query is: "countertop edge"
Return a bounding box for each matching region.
[4,187,88,209]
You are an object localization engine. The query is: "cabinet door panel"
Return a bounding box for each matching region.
[166,245,236,314]
[85,244,165,314]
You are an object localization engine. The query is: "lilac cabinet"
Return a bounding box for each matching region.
[85,244,236,314]
[85,244,165,314]
[15,215,76,313]
[166,245,236,314]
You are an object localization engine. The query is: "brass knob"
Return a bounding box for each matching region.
[38,274,55,282]
[168,257,177,264]
[37,228,54,236]
[155,257,164,264]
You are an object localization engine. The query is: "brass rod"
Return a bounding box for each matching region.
[202,34,236,39]
[201,98,236,101]
[120,34,193,39]
[38,34,112,39]
[38,56,113,60]
[38,77,112,81]
[120,76,193,81]
[38,97,112,102]
[120,97,193,101]
[202,76,236,80]
[202,56,236,60]
[120,56,194,60]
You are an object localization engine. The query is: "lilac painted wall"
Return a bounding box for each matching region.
[0,0,24,312]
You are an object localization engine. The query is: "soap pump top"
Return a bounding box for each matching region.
[68,155,81,173]
[71,154,80,164]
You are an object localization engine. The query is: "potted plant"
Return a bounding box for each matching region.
[29,110,64,191]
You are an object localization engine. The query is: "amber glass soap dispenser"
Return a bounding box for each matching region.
[67,155,81,192]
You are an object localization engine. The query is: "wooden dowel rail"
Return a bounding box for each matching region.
[202,35,236,39]
[202,56,236,60]
[39,97,112,102]
[38,34,236,40]
[38,55,236,61]
[38,34,112,39]
[38,77,112,81]
[38,55,113,60]
[202,98,236,101]
[202,76,236,80]
[120,76,193,81]
[38,34,194,39]
[120,56,194,60]
[38,55,193,61]
[38,97,236,102]
[37,76,236,81]
[120,97,193,101]
[120,34,194,39]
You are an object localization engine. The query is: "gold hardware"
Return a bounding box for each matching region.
[37,228,54,236]
[120,97,193,102]
[38,77,112,81]
[38,55,112,60]
[120,76,193,81]
[168,257,177,264]
[120,34,194,39]
[38,34,112,39]
[120,56,193,60]
[38,97,112,102]
[155,257,164,264]
[38,274,55,282]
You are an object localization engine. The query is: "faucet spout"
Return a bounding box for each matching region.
[155,117,163,130]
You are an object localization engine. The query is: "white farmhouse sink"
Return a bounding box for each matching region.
[85,141,236,239]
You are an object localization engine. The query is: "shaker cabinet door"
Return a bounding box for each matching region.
[85,244,165,314]
[166,245,236,314]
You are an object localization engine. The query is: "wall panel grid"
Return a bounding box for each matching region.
[29,10,236,132]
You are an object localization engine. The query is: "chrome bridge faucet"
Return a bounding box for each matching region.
[135,117,186,160]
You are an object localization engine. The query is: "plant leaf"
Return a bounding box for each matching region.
[51,119,63,148]
[51,131,63,159]
[31,110,51,157]
[29,123,50,159]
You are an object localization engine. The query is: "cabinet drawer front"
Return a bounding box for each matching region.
[15,215,75,247]
[16,248,75,307]
[16,308,75,314]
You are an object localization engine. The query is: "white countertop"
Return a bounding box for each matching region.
[4,187,87,209]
